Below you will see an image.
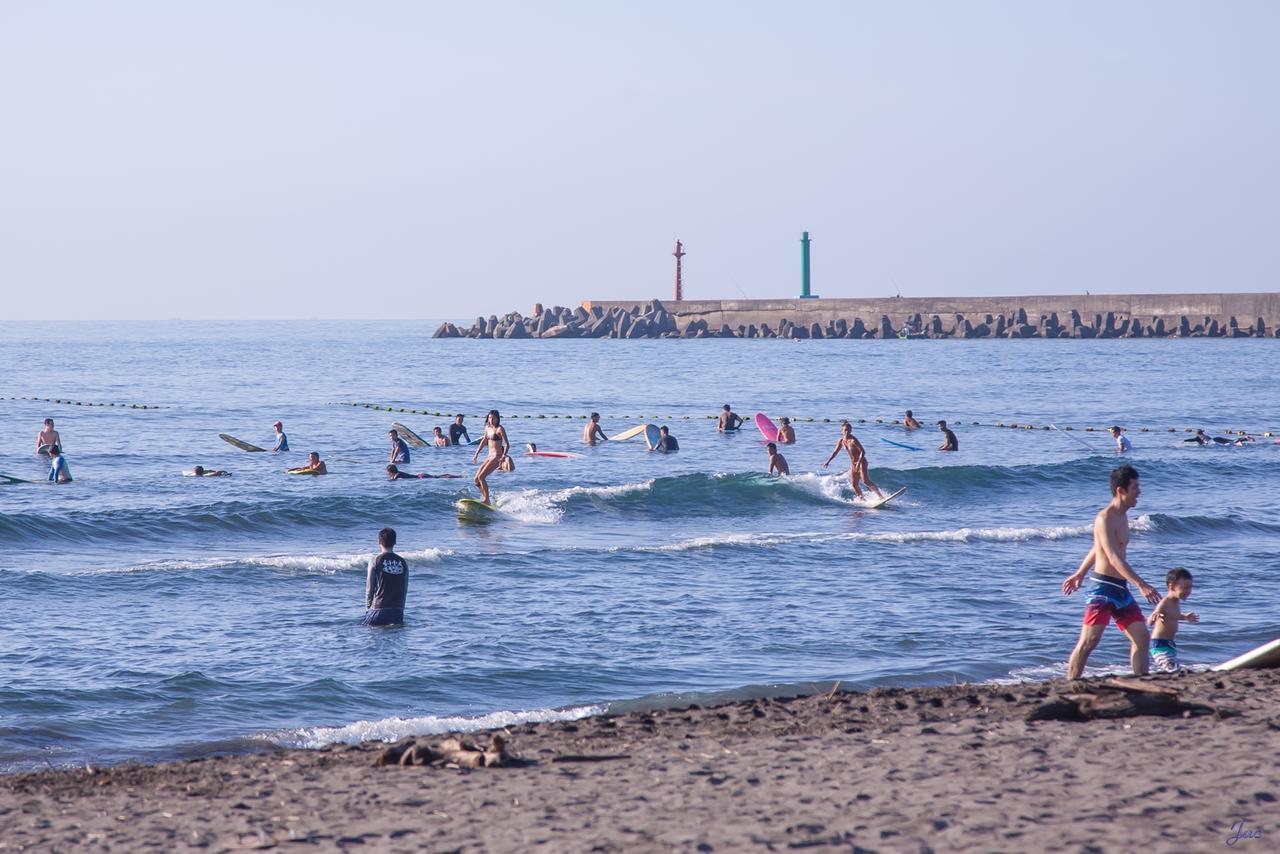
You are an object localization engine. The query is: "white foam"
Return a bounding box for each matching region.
[786,471,863,505]
[74,548,452,576]
[493,480,653,524]
[261,704,603,749]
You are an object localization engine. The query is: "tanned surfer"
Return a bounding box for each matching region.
[718,405,743,432]
[289,452,328,475]
[583,412,609,445]
[471,410,510,504]
[776,417,796,444]
[822,421,884,500]
[766,442,790,476]
[903,410,922,430]
[36,418,61,456]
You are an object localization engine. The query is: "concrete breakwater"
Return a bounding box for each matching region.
[432,293,1280,339]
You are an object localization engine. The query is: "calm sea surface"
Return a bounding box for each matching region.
[2,321,1278,771]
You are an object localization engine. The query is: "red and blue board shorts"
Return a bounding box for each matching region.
[1082,574,1143,630]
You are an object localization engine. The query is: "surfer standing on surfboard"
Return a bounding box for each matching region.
[583,412,609,445]
[822,421,884,500]
[718,405,743,432]
[471,410,510,505]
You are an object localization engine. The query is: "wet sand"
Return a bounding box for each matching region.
[3,669,1278,852]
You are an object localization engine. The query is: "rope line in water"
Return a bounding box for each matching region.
[5,396,168,410]
[331,403,1274,438]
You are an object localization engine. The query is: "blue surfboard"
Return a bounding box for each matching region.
[880,437,923,451]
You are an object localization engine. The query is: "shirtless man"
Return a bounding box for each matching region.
[903,410,922,430]
[776,417,796,444]
[822,421,884,500]
[289,452,328,475]
[766,442,790,476]
[36,419,61,456]
[471,410,510,504]
[431,427,451,447]
[387,464,459,480]
[718,405,743,432]
[583,412,608,445]
[1061,465,1161,679]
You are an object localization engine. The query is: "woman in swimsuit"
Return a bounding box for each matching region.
[470,409,510,505]
[822,420,884,500]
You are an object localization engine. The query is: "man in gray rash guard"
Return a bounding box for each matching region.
[363,527,408,626]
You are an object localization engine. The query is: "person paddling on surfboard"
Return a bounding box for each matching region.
[766,442,790,476]
[822,421,884,500]
[36,418,61,456]
[583,412,609,445]
[272,421,288,452]
[191,466,230,477]
[471,410,510,505]
[387,464,459,480]
[289,451,328,475]
[718,405,743,432]
[776,417,796,444]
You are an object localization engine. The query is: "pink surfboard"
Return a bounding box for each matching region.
[755,412,779,442]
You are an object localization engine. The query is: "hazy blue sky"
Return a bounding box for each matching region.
[2,2,1277,320]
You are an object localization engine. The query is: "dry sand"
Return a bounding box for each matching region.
[3,669,1278,852]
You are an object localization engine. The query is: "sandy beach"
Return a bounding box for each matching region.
[3,669,1277,852]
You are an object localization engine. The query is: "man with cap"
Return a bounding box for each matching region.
[272,421,289,452]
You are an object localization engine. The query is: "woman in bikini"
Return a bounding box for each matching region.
[470,409,510,505]
[822,420,884,501]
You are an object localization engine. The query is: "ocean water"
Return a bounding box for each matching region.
[1,321,1278,772]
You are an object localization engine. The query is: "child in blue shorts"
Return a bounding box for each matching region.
[1147,568,1199,671]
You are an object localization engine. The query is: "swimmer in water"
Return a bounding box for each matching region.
[449,414,471,446]
[776,417,796,444]
[903,410,922,430]
[191,466,231,477]
[718,405,743,432]
[766,442,790,476]
[822,421,884,500]
[272,421,288,452]
[650,426,679,453]
[47,445,72,483]
[432,426,451,447]
[289,452,328,475]
[1109,426,1132,454]
[937,420,959,451]
[386,464,459,480]
[470,410,510,504]
[583,412,609,445]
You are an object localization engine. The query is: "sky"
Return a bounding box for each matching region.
[2,1,1277,320]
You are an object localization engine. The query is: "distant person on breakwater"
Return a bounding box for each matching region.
[583,412,609,445]
[903,410,922,430]
[432,426,451,447]
[36,418,61,456]
[449,414,470,446]
[823,421,884,500]
[386,464,459,480]
[1061,465,1161,679]
[718,405,743,432]
[776,417,796,444]
[766,442,790,476]
[191,466,230,477]
[937,420,959,451]
[1147,567,1199,672]
[1110,426,1131,454]
[388,430,411,464]
[289,452,328,475]
[471,410,510,504]
[47,445,72,483]
[363,527,407,627]
[272,421,288,452]
[651,426,679,453]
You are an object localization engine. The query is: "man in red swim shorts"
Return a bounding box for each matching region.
[1061,465,1162,679]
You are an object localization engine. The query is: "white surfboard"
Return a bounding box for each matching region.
[610,424,648,442]
[865,485,907,509]
[1215,637,1280,671]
